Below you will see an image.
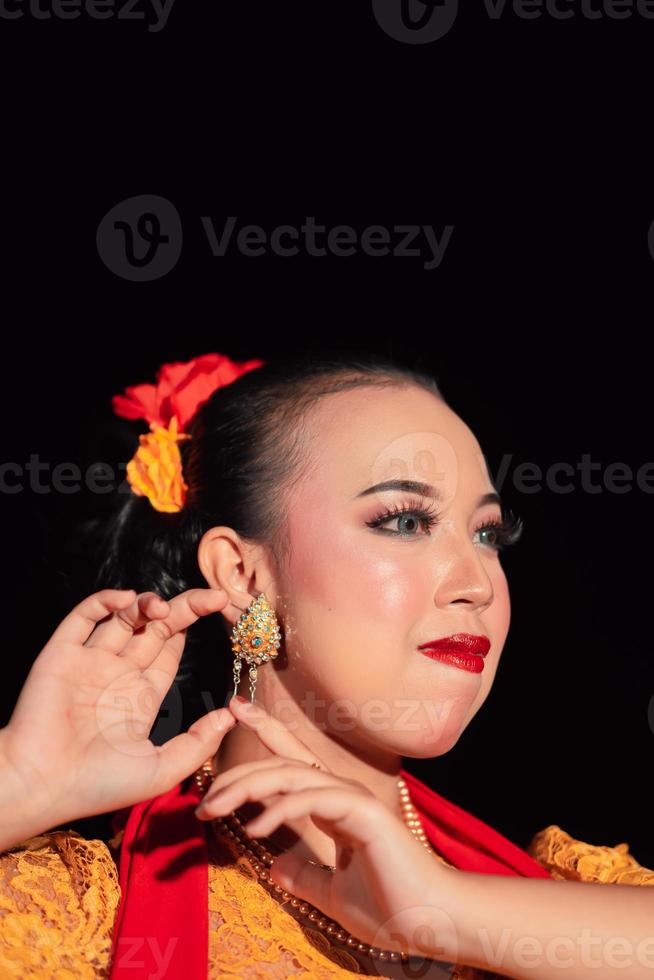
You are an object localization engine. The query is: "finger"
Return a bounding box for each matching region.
[47,589,138,648]
[196,762,341,819]
[227,696,329,770]
[240,787,381,851]
[149,708,237,797]
[121,588,228,673]
[205,756,304,796]
[85,592,170,654]
[267,847,332,914]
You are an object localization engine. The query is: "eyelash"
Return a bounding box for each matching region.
[365,496,524,551]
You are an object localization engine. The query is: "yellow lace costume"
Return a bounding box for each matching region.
[0,821,652,979]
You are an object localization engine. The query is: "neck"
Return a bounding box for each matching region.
[213,686,405,869]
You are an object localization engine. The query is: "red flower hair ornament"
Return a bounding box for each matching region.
[112,353,265,513]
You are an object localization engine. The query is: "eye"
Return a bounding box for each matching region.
[473,511,524,552]
[365,497,440,539]
[365,501,525,550]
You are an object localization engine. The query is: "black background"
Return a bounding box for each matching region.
[1,1,652,869]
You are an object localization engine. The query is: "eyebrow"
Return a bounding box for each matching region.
[353,479,502,511]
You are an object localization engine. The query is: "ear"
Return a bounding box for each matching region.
[196,526,272,625]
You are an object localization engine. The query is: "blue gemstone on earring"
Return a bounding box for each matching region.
[252,637,262,646]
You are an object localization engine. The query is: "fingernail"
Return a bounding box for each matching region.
[233,695,248,704]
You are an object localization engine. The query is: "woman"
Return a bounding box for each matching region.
[0,351,652,980]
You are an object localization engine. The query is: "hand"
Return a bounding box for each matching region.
[195,696,462,964]
[0,587,236,845]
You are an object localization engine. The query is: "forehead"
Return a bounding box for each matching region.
[300,384,493,503]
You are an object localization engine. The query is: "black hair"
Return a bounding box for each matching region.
[70,350,445,733]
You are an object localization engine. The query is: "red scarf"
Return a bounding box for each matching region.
[108,768,551,978]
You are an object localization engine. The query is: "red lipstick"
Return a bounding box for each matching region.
[417,633,490,674]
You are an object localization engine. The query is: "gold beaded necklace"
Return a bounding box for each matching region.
[197,765,454,967]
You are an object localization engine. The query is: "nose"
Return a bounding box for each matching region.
[432,532,495,613]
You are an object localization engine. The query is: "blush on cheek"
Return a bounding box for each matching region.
[281,528,412,704]
[288,512,413,620]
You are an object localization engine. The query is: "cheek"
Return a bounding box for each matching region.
[280,520,420,693]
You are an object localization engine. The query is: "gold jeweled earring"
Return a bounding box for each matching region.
[230,592,282,703]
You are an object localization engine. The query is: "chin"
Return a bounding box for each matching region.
[410,727,464,758]
[369,722,467,760]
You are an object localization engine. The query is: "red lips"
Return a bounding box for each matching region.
[417,633,490,657]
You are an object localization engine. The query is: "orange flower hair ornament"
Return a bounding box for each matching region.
[112,352,265,513]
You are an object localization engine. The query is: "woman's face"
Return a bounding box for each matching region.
[274,383,511,759]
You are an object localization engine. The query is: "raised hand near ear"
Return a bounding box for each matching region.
[0,587,237,851]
